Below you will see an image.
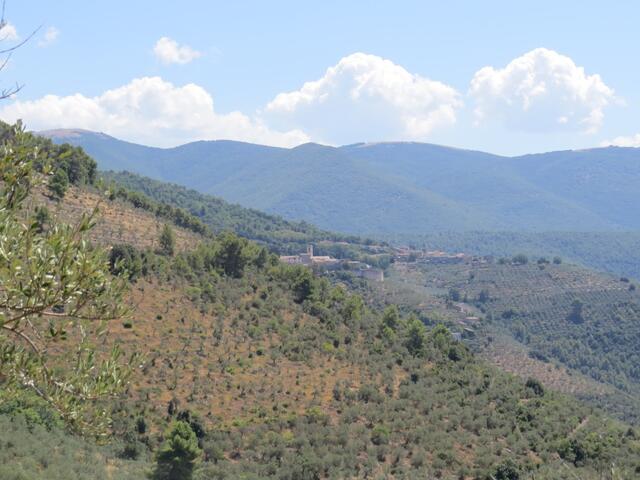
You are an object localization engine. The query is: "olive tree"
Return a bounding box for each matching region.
[0,124,135,436]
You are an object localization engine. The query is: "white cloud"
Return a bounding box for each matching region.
[263,52,462,144]
[0,22,18,41]
[470,48,616,133]
[0,76,308,147]
[38,26,59,47]
[602,133,640,147]
[153,37,201,65]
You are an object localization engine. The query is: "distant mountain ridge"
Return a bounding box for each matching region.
[40,129,640,234]
[101,170,391,264]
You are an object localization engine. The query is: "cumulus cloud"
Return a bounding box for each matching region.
[263,52,462,144]
[153,37,201,65]
[38,26,59,47]
[602,133,640,147]
[470,48,616,133]
[0,22,18,41]
[0,77,308,147]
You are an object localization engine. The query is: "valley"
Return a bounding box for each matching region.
[371,253,640,424]
[2,3,640,478]
[2,125,640,478]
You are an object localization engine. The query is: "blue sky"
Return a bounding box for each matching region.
[0,0,639,154]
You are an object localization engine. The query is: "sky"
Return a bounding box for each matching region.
[0,0,639,155]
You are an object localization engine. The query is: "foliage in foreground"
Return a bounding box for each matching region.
[0,401,146,480]
[0,124,134,435]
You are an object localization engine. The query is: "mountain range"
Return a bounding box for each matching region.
[41,129,640,234]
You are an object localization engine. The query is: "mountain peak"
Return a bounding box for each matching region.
[291,142,335,151]
[38,128,115,140]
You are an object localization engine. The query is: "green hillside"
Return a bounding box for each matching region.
[41,129,640,234]
[1,123,638,478]
[100,170,391,264]
[378,231,640,280]
[373,256,640,424]
[4,239,640,478]
[8,123,382,262]
[100,171,331,246]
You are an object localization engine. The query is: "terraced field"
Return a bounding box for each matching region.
[375,259,640,423]
[109,277,367,428]
[30,184,202,252]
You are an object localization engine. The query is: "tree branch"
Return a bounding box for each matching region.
[1,323,40,353]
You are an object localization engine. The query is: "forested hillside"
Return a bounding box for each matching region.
[41,128,640,282]
[5,122,384,262]
[1,123,639,478]
[42,129,640,234]
[101,170,386,259]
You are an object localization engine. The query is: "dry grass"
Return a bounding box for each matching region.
[477,333,611,396]
[25,184,364,427]
[107,278,363,427]
[32,184,202,252]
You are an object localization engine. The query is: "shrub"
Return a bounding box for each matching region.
[567,300,585,324]
[109,244,144,280]
[525,377,545,397]
[48,168,69,199]
[492,459,520,479]
[448,288,461,302]
[512,254,528,265]
[159,224,176,256]
[34,206,50,232]
[371,425,390,445]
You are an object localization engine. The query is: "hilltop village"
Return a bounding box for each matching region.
[279,244,490,283]
[280,244,385,281]
[393,246,471,264]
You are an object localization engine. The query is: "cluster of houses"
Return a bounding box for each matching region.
[280,245,384,282]
[279,243,493,284]
[394,247,496,266]
[394,246,469,264]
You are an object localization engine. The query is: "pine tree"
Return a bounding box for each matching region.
[153,421,201,480]
[159,224,175,256]
[404,315,426,357]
